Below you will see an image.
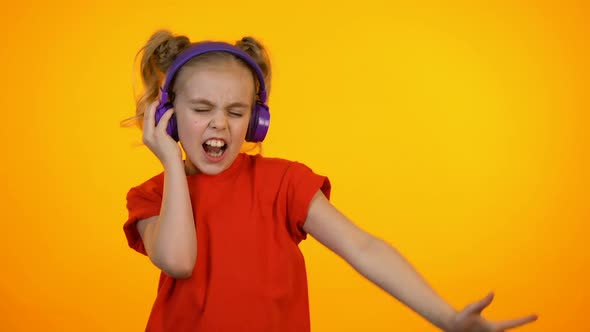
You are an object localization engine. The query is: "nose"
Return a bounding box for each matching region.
[209,110,228,130]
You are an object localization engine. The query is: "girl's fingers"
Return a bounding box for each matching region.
[494,314,538,330]
[156,108,174,133]
[464,292,494,315]
[143,101,159,131]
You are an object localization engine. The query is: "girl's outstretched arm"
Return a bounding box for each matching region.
[302,190,537,332]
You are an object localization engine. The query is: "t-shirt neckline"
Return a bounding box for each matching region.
[185,153,247,183]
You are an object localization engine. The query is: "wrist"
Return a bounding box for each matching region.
[162,158,185,173]
[440,308,459,332]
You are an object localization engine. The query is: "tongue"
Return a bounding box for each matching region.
[205,145,222,154]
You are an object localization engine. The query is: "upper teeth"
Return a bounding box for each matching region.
[205,139,225,147]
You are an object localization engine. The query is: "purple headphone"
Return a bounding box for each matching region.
[154,42,270,142]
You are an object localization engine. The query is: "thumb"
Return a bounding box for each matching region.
[464,292,494,315]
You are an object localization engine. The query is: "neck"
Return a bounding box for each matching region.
[184,159,201,176]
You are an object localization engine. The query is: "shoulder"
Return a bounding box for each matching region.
[126,172,165,200]
[247,153,293,168]
[246,154,316,175]
[246,153,331,196]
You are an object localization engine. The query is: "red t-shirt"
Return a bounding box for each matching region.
[123,153,331,332]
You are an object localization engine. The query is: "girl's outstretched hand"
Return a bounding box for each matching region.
[142,101,182,166]
[445,292,538,332]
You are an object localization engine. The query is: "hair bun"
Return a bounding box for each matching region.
[237,36,260,52]
[241,36,256,43]
[235,36,271,98]
[151,32,190,72]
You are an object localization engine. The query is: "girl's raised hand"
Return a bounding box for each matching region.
[142,101,182,167]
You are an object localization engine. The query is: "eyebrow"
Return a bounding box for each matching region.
[187,98,250,109]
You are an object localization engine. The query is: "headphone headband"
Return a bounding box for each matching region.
[161,42,268,103]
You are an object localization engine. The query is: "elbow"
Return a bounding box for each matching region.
[163,259,195,279]
[343,234,380,267]
[151,253,196,279]
[166,266,193,279]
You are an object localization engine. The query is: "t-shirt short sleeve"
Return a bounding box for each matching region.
[286,162,331,243]
[123,175,164,255]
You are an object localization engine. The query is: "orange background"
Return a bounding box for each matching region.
[1,0,587,331]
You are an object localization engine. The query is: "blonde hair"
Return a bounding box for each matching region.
[121,30,272,154]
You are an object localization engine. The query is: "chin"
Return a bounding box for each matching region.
[195,165,227,176]
[185,148,239,176]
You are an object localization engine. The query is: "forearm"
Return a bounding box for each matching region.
[149,161,196,276]
[349,237,456,330]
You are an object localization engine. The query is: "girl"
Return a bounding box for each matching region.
[122,30,538,332]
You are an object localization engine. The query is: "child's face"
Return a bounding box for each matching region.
[173,61,255,175]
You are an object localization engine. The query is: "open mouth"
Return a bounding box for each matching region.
[203,138,228,158]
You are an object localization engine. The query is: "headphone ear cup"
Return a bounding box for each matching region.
[245,104,258,142]
[246,102,270,142]
[168,112,179,142]
[155,102,180,142]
